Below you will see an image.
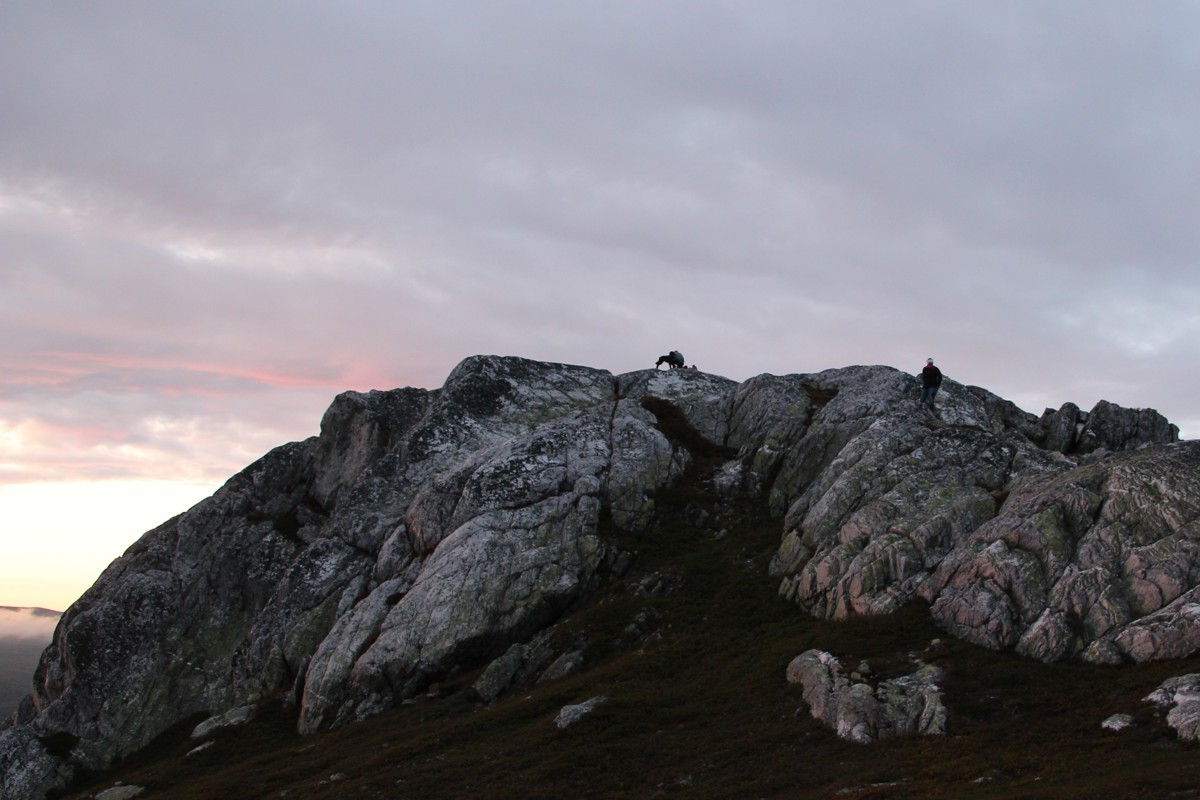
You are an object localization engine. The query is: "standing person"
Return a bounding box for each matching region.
[920,358,942,409]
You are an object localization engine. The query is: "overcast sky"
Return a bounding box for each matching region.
[3,1,1199,609]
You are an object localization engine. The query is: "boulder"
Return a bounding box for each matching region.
[471,634,556,705]
[786,649,947,743]
[1145,674,1200,741]
[554,696,607,729]
[1102,713,1134,732]
[94,785,145,800]
[1040,400,1178,455]
[191,705,256,740]
[3,354,1195,799]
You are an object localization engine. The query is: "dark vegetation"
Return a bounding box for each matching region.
[56,405,1200,800]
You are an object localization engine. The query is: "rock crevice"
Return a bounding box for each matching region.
[1,355,1186,799]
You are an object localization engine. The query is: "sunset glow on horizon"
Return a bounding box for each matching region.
[0,479,224,611]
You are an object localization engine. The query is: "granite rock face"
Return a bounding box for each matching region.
[765,367,1187,665]
[786,649,947,743]
[0,356,1188,799]
[1145,674,1200,741]
[931,443,1200,663]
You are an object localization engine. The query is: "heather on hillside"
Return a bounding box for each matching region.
[60,479,1200,800]
[5,356,1196,800]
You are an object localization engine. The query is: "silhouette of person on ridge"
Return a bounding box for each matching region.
[920,357,943,410]
[656,350,685,369]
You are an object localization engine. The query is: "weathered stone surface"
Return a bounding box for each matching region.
[761,364,1200,664]
[786,649,947,743]
[1040,400,1178,455]
[22,438,319,778]
[3,356,639,796]
[1041,402,1083,454]
[94,785,145,800]
[554,695,607,729]
[191,705,256,740]
[928,443,1200,660]
[0,726,71,800]
[472,643,534,705]
[471,633,558,705]
[311,388,432,511]
[617,368,737,447]
[186,741,215,758]
[2,354,1196,798]
[1113,588,1200,663]
[773,417,1033,621]
[1145,674,1200,741]
[297,420,613,732]
[538,650,585,683]
[1102,713,1134,732]
[723,374,815,505]
[1076,400,1178,454]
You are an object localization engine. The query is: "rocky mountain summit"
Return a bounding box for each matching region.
[2,355,1195,799]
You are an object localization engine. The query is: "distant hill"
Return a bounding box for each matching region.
[0,607,60,718]
[4,356,1197,799]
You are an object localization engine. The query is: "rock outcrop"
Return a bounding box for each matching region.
[1145,674,1200,741]
[0,355,1188,799]
[766,367,1186,666]
[786,649,947,743]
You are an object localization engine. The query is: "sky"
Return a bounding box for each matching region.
[2,1,1199,612]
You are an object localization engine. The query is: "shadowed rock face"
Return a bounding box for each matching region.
[0,356,1186,799]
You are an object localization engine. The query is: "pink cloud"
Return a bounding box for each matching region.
[0,607,60,640]
[36,351,342,392]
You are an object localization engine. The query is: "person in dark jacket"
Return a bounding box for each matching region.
[920,358,943,409]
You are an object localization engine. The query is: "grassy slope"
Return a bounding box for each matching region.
[58,415,1200,800]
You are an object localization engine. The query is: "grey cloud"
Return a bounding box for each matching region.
[2,0,1199,495]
